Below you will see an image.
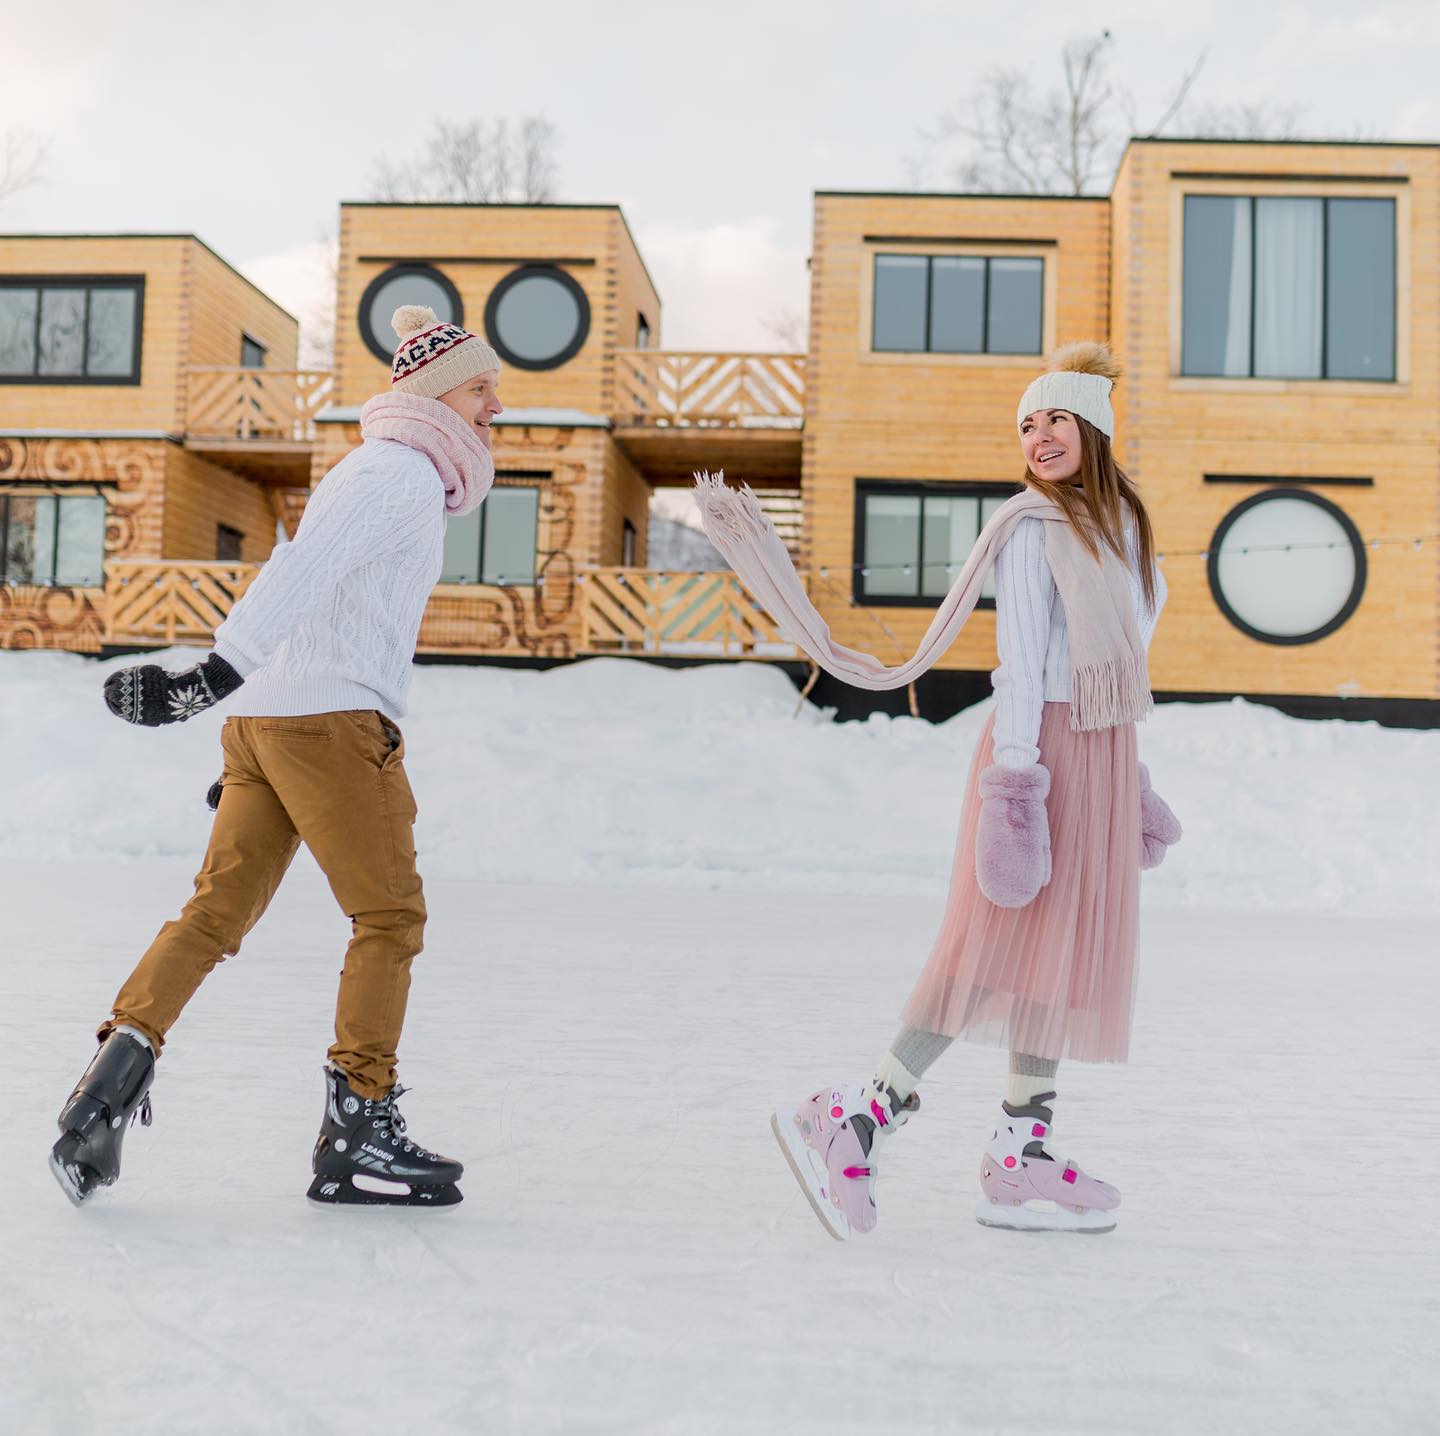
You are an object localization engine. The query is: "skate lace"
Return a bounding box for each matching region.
[368,1085,439,1159]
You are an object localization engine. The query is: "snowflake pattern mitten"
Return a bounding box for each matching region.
[103,654,245,727]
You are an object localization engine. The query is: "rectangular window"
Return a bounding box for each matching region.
[635,314,651,350]
[439,481,541,585]
[854,481,1015,607]
[873,254,1043,356]
[0,492,107,586]
[0,277,144,383]
[240,334,267,368]
[216,524,245,561]
[1182,195,1395,381]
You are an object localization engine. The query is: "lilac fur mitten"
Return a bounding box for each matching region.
[975,763,1052,908]
[1138,762,1182,870]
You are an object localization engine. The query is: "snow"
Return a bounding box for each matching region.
[3,650,1438,1432]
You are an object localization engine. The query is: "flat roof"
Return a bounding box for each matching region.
[0,232,299,325]
[338,200,661,310]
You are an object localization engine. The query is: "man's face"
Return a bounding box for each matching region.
[439,371,503,449]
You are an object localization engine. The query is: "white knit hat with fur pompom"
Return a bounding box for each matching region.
[1016,341,1120,439]
[387,304,501,399]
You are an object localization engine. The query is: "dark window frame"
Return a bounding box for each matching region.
[853,478,1020,608]
[635,312,651,350]
[870,253,1044,356]
[1181,194,1398,382]
[1206,486,1367,646]
[440,475,544,587]
[216,523,245,561]
[483,264,592,371]
[0,275,145,385]
[357,263,465,364]
[0,488,109,587]
[239,333,267,368]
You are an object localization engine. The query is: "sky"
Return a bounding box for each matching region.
[3,0,1438,354]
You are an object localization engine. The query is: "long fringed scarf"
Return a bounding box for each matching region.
[694,472,1152,732]
[360,391,495,517]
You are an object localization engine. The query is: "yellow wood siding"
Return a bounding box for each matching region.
[184,242,298,371]
[601,434,650,565]
[1113,141,1440,700]
[334,205,622,417]
[160,447,279,564]
[0,236,188,432]
[803,193,1111,672]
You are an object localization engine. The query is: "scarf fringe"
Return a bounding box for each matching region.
[1069,655,1153,731]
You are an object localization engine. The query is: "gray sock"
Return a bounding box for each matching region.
[872,1025,954,1100]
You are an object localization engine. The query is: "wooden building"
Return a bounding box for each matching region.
[2,140,1436,721]
[804,140,1439,721]
[0,233,313,651]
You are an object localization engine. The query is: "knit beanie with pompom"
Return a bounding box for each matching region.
[1016,341,1121,439]
[387,305,502,399]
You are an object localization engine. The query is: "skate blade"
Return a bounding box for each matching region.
[306,1173,463,1210]
[48,1146,103,1208]
[974,1194,1116,1234]
[771,1111,848,1242]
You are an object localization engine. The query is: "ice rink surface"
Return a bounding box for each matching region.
[6,866,1436,1435]
[3,653,1437,1432]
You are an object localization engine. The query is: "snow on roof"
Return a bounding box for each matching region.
[315,405,609,429]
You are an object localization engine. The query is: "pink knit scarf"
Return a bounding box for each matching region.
[695,472,1152,732]
[359,392,495,517]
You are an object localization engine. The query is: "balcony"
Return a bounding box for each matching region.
[100,560,797,663]
[611,350,806,486]
[183,367,333,484]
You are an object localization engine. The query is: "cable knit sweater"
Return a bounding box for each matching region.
[991,516,1165,769]
[212,438,446,720]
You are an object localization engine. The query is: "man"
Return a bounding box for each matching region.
[51,303,502,1208]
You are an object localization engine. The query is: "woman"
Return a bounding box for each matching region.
[696,342,1181,1239]
[51,304,503,1209]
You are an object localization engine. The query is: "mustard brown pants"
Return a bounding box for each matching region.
[101,711,426,1098]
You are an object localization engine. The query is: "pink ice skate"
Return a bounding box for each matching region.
[975,1095,1120,1234]
[771,1082,918,1241]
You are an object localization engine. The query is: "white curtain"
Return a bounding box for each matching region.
[1223,200,1253,377]
[1254,198,1323,379]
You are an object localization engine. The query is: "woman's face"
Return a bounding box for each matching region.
[1019,408,1083,483]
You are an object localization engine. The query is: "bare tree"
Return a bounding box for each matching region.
[914,35,1305,197]
[0,129,47,209]
[369,117,558,203]
[300,229,339,370]
[760,307,808,351]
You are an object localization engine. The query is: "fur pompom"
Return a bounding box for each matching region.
[1049,340,1121,383]
[391,305,439,342]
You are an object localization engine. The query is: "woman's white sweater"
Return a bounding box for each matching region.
[990,516,1165,769]
[212,438,447,720]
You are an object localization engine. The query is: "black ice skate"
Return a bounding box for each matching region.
[50,1029,155,1207]
[306,1065,463,1208]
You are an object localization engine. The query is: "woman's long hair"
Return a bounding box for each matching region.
[1021,417,1159,613]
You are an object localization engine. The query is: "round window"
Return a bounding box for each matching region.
[358,264,463,364]
[484,265,590,370]
[1207,488,1367,645]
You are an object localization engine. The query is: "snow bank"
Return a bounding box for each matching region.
[1,649,1435,914]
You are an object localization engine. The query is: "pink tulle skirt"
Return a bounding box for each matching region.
[901,702,1141,1063]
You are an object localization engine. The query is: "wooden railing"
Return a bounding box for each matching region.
[106,561,258,647]
[102,561,797,663]
[580,569,796,658]
[613,351,805,429]
[184,367,334,442]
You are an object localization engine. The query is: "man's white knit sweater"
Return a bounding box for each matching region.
[213,438,446,720]
[991,516,1166,769]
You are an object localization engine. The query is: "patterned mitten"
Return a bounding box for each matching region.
[103,654,244,727]
[1138,762,1182,870]
[975,763,1052,908]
